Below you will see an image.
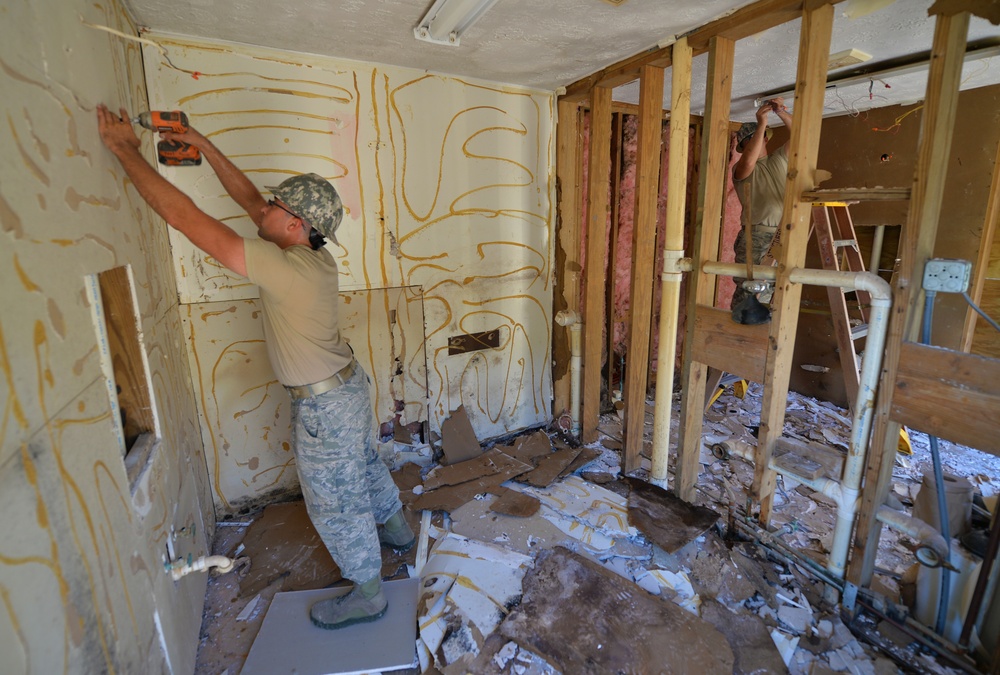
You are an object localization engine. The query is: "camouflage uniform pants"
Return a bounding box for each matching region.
[731,224,779,311]
[290,365,402,584]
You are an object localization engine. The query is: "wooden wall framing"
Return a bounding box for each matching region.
[556,0,1000,612]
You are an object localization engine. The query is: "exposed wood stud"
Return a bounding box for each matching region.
[849,11,971,587]
[554,100,584,417]
[623,64,666,473]
[961,138,1000,351]
[582,86,614,443]
[752,2,835,525]
[676,35,735,502]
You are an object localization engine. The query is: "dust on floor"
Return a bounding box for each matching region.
[193,383,997,674]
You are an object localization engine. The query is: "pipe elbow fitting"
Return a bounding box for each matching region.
[555,310,581,327]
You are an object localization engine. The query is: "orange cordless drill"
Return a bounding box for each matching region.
[131,111,202,166]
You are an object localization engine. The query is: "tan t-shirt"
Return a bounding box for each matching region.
[244,239,353,386]
[735,144,788,229]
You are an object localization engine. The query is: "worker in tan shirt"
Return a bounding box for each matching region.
[97,104,413,630]
[731,97,793,323]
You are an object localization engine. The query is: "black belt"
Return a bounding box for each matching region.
[285,360,357,400]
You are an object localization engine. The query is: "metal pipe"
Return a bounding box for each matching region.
[555,310,582,436]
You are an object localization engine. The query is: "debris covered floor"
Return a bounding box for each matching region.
[193,384,1000,674]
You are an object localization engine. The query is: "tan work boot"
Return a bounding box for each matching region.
[379,508,416,553]
[309,578,387,630]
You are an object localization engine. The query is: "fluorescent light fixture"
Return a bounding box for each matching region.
[414,0,500,47]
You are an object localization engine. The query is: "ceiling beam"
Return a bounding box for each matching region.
[560,0,847,103]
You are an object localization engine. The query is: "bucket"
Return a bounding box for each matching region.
[912,470,973,537]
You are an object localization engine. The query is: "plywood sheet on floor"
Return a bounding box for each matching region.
[241,577,419,675]
[500,547,734,674]
[625,476,720,553]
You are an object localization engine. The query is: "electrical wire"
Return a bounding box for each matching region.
[80,17,188,74]
[962,291,1000,334]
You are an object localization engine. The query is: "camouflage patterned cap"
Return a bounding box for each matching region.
[265,173,344,244]
[735,122,773,152]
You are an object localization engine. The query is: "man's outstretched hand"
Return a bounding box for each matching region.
[97,104,141,156]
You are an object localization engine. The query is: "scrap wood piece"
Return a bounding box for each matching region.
[625,477,720,553]
[488,486,541,517]
[440,405,483,465]
[412,449,533,513]
[516,446,582,487]
[500,547,735,674]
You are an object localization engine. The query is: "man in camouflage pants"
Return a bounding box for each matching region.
[97,104,414,630]
[731,97,793,320]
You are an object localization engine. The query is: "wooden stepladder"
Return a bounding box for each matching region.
[811,202,870,409]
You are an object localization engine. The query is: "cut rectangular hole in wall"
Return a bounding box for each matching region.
[448,329,500,355]
[88,266,160,487]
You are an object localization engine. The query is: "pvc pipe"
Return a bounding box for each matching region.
[870,225,885,275]
[167,555,235,581]
[649,41,692,488]
[555,310,582,436]
[674,257,894,582]
[876,505,951,568]
[651,250,684,484]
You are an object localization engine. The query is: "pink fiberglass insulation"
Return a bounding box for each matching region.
[717,133,744,310]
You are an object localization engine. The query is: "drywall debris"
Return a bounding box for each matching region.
[500,430,553,465]
[771,628,800,667]
[235,594,260,622]
[489,487,541,517]
[700,600,789,675]
[440,405,483,465]
[416,534,533,672]
[516,445,582,487]
[507,475,639,553]
[413,448,533,512]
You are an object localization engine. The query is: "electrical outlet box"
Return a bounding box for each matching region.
[922,258,972,293]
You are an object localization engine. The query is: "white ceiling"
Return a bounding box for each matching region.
[127,0,999,120]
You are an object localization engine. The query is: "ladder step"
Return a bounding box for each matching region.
[851,323,869,340]
[833,239,857,248]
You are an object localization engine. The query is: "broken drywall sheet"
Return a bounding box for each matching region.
[625,476,720,553]
[506,475,639,553]
[241,577,419,675]
[416,533,533,672]
[440,405,483,465]
[500,547,735,674]
[450,494,589,556]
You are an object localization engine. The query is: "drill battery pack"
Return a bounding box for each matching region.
[156,139,202,166]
